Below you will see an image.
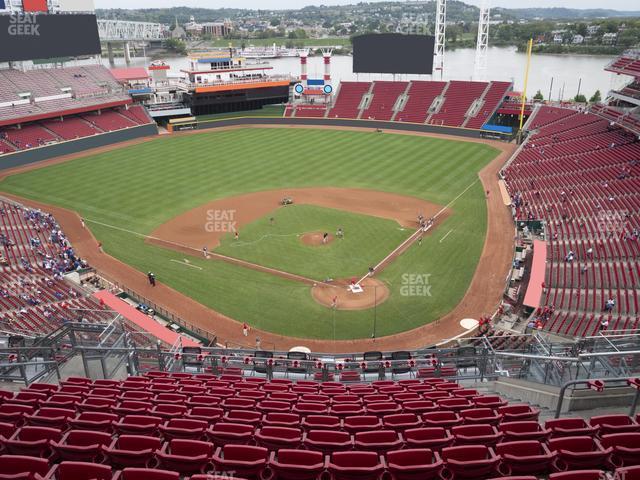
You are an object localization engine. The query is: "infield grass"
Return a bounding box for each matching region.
[0,128,499,340]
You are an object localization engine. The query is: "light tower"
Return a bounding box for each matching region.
[474,0,491,80]
[434,0,447,80]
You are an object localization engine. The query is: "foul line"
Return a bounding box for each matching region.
[439,230,454,243]
[170,259,203,270]
[357,178,480,285]
[83,218,322,286]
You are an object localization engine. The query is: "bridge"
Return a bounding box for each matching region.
[97,20,164,42]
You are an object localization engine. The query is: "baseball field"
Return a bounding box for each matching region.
[0,127,502,341]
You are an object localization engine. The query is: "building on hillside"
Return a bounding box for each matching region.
[602,32,618,45]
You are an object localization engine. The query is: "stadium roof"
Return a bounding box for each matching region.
[110,67,149,82]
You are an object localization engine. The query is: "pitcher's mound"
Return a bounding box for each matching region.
[301,231,334,246]
[311,277,390,310]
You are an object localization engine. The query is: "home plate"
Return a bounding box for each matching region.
[349,284,364,294]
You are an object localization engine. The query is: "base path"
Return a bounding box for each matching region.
[0,125,516,352]
[150,187,443,251]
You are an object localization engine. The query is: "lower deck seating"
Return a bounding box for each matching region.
[0,373,638,480]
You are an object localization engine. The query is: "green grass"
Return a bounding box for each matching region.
[197,104,285,122]
[216,204,411,280]
[0,128,499,340]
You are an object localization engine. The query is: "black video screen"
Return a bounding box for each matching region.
[353,33,435,75]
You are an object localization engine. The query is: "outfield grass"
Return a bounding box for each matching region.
[216,204,410,280]
[0,128,499,340]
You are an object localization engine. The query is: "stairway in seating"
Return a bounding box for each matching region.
[390,82,414,122]
[425,81,451,124]
[356,82,376,120]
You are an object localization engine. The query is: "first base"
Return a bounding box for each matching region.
[349,283,364,294]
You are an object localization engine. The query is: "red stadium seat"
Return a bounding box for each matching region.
[113,415,162,436]
[0,404,36,425]
[301,415,341,431]
[422,411,462,428]
[303,429,353,454]
[460,408,503,425]
[354,429,404,453]
[330,403,366,417]
[207,422,254,446]
[440,445,500,479]
[112,401,152,416]
[223,409,261,426]
[404,427,454,450]
[267,449,325,480]
[499,421,552,442]
[157,439,214,474]
[150,404,188,420]
[498,405,540,422]
[548,471,606,480]
[437,398,473,412]
[25,407,75,429]
[113,468,179,480]
[325,451,386,480]
[601,432,640,467]
[254,426,302,450]
[159,419,208,440]
[496,440,556,476]
[0,454,50,480]
[451,424,503,446]
[211,445,269,479]
[343,415,383,434]
[50,430,112,461]
[102,434,162,468]
[4,426,62,456]
[257,400,291,414]
[68,412,118,432]
[43,462,112,480]
[366,401,402,417]
[613,465,640,480]
[261,413,300,428]
[473,395,507,409]
[77,397,116,412]
[43,394,82,409]
[386,448,444,480]
[549,435,613,471]
[545,417,599,438]
[382,413,422,432]
[187,407,224,423]
[589,415,640,435]
[401,400,437,415]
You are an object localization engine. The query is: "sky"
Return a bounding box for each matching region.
[94,0,637,11]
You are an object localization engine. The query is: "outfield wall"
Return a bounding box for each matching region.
[0,124,158,172]
[196,117,503,140]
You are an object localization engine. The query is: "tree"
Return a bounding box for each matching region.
[164,38,187,55]
[533,90,544,101]
[574,94,587,103]
[270,18,280,27]
[589,90,602,103]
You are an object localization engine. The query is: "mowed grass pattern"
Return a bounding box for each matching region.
[0,128,499,340]
[216,204,411,279]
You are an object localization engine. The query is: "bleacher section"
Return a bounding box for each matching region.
[464,81,513,129]
[503,106,640,337]
[309,79,512,129]
[361,81,408,121]
[0,66,131,127]
[429,81,489,127]
[0,372,638,480]
[82,111,137,133]
[327,82,371,119]
[396,80,447,124]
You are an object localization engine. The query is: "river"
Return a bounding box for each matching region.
[105,46,625,101]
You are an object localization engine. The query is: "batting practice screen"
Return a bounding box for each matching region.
[353,34,435,75]
[0,14,101,62]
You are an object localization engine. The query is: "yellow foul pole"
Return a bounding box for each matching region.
[519,38,533,131]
